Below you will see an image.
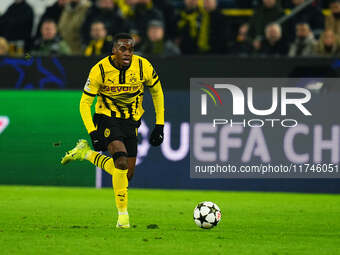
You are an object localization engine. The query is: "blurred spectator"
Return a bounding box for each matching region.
[325,0,340,35]
[124,0,164,49]
[288,22,316,56]
[202,0,229,54]
[36,0,69,39]
[81,0,129,44]
[249,0,284,39]
[152,0,177,39]
[0,0,34,50]
[314,29,340,56]
[59,0,92,55]
[228,23,253,56]
[84,21,112,56]
[115,0,136,17]
[0,37,9,56]
[176,0,203,54]
[286,0,324,41]
[236,0,257,8]
[31,19,71,56]
[257,23,289,56]
[140,20,180,57]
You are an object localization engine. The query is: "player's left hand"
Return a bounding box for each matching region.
[149,124,164,146]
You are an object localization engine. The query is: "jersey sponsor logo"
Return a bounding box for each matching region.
[103,85,139,93]
[0,116,9,134]
[104,128,110,138]
[84,78,91,92]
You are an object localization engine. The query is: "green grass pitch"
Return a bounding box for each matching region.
[0,186,340,255]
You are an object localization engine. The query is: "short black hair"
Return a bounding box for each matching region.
[296,22,310,28]
[113,33,133,46]
[42,19,57,25]
[91,20,105,27]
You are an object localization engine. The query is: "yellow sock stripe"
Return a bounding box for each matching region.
[99,155,106,167]
[94,154,101,166]
[100,157,106,169]
[93,153,100,166]
[101,157,111,169]
[96,154,105,167]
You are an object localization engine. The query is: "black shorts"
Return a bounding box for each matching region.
[93,114,140,157]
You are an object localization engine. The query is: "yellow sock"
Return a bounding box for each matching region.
[113,168,128,213]
[85,151,114,175]
[85,151,128,213]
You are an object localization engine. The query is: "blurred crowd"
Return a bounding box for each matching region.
[0,0,339,57]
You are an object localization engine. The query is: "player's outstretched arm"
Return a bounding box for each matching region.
[149,82,165,146]
[80,93,101,151]
[80,92,96,133]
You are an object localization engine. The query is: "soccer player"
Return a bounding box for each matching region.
[61,33,164,228]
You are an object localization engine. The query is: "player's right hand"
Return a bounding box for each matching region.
[90,130,102,151]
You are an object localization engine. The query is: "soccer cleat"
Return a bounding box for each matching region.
[61,139,90,165]
[116,214,130,229]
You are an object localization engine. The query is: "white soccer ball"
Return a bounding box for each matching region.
[193,201,221,229]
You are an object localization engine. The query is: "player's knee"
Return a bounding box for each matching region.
[114,156,128,169]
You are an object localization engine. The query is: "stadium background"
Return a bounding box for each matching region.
[1,56,340,193]
[0,0,340,193]
[1,2,340,254]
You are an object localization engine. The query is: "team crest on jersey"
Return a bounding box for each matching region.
[104,128,110,137]
[128,73,137,83]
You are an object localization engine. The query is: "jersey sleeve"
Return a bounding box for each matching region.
[143,58,161,88]
[83,65,101,96]
[79,65,102,134]
[143,58,164,125]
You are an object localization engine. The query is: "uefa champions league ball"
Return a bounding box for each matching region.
[193,201,221,229]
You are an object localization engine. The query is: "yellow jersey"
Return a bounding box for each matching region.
[79,55,164,134]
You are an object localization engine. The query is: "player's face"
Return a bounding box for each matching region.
[113,39,134,67]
